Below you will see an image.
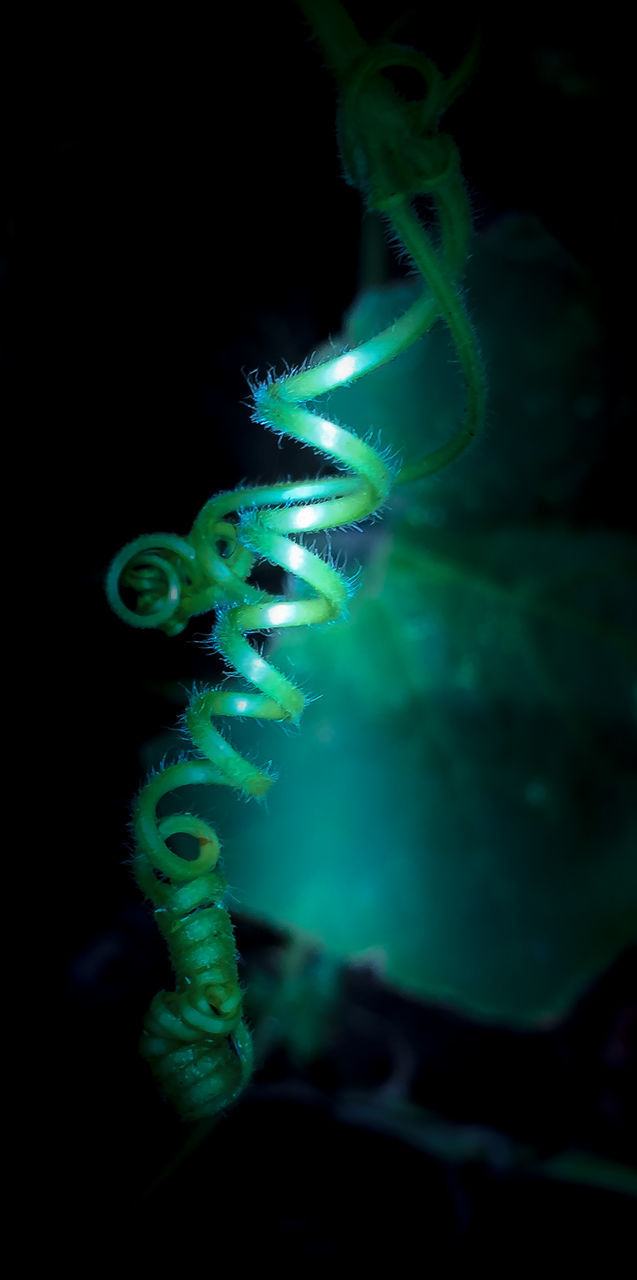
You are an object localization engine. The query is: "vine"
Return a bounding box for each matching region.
[105,3,485,1122]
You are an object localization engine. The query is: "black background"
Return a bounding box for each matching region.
[5,0,636,1262]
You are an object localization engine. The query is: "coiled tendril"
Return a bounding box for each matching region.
[105,23,485,1122]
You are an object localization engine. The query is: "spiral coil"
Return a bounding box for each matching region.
[106,376,399,1120]
[105,30,485,1122]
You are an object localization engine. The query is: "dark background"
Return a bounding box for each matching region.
[5,0,635,1261]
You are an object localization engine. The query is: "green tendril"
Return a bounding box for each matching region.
[105,0,485,1123]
